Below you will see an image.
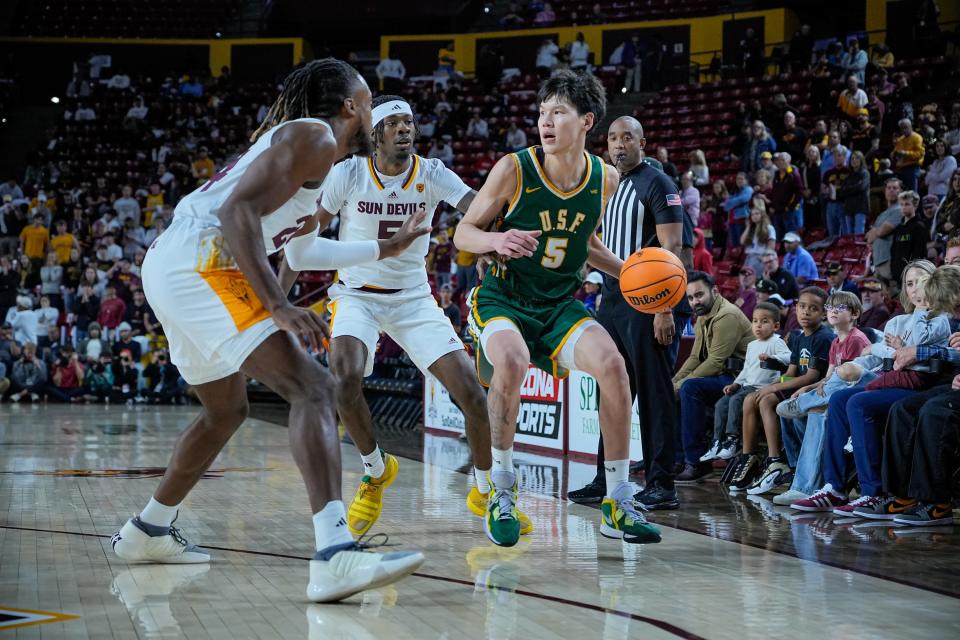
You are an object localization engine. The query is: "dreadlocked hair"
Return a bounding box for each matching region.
[371,94,420,148]
[251,58,360,142]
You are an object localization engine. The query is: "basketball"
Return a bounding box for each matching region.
[619,247,687,313]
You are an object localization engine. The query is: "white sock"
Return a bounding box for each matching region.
[313,500,353,552]
[474,467,492,494]
[490,469,516,491]
[360,446,385,479]
[140,497,180,528]
[492,447,513,473]
[604,459,630,500]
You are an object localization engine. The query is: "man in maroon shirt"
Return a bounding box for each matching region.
[97,285,127,340]
[858,278,891,331]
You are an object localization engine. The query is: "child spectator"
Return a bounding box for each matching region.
[791,260,950,513]
[580,271,603,313]
[770,291,871,502]
[692,228,713,273]
[728,287,834,493]
[701,303,791,464]
[740,201,776,274]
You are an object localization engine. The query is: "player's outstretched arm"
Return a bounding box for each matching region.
[284,211,430,271]
[453,155,540,258]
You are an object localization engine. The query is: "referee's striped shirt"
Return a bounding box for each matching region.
[601,161,686,263]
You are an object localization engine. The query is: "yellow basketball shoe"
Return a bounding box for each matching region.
[466,486,534,535]
[348,453,399,537]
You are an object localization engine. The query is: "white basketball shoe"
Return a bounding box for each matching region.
[307,541,424,603]
[111,516,210,564]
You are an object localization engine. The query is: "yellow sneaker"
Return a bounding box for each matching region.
[466,486,534,535]
[347,453,399,537]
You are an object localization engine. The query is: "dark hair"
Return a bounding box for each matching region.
[687,271,715,288]
[536,70,607,133]
[754,301,781,321]
[884,176,903,188]
[251,58,361,142]
[371,94,420,148]
[798,286,827,304]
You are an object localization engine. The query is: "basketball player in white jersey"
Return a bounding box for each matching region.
[279,95,532,538]
[110,59,428,603]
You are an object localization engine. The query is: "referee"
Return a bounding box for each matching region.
[569,115,690,510]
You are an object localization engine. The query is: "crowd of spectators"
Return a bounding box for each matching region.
[0,56,271,404]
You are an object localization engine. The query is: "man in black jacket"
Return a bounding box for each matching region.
[889,191,928,286]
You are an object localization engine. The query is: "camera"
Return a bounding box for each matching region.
[882,357,894,372]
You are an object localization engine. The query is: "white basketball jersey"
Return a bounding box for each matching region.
[173,117,329,255]
[321,155,470,289]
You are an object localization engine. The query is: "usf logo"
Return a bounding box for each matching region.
[627,287,671,308]
[579,375,598,411]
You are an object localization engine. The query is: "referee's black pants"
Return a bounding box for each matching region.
[884,385,960,504]
[594,285,679,490]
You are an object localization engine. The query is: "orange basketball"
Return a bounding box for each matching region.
[619,247,687,314]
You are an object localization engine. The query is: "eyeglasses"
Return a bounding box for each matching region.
[825,304,850,312]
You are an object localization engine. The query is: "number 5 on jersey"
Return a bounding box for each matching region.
[541,237,568,269]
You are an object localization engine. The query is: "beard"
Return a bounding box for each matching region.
[352,126,375,157]
[693,296,714,316]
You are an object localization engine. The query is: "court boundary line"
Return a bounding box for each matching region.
[245,410,960,602]
[0,524,705,640]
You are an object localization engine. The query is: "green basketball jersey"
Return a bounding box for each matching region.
[484,146,606,301]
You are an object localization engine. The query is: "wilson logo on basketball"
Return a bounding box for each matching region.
[628,287,671,307]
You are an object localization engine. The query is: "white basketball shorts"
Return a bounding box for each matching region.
[141,216,279,385]
[327,282,464,377]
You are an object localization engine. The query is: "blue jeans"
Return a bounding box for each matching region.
[728,222,745,247]
[822,387,917,496]
[826,201,845,237]
[777,208,802,237]
[845,212,866,236]
[897,166,920,192]
[679,375,734,464]
[790,412,826,494]
[793,369,877,413]
[781,416,805,467]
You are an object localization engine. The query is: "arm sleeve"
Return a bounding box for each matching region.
[773,339,793,365]
[683,316,748,380]
[319,161,351,215]
[724,186,754,210]
[284,233,380,271]
[434,164,472,208]
[645,171,684,225]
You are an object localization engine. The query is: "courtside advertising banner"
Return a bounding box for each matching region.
[566,371,644,461]
[424,366,565,452]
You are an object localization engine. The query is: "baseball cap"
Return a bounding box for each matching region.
[756,279,778,294]
[117,322,132,333]
[760,151,773,159]
[768,294,786,306]
[860,279,883,292]
[783,231,802,243]
[826,261,843,275]
[585,271,604,285]
[858,108,870,116]
[922,194,940,207]
[737,265,755,277]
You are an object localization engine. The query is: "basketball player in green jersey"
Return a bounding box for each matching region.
[454,70,661,547]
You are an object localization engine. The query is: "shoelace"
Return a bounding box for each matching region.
[848,495,875,507]
[492,489,515,521]
[168,526,188,548]
[618,499,650,525]
[732,458,754,483]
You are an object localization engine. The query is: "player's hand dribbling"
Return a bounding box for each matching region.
[379,211,432,259]
[491,229,541,258]
[653,311,674,346]
[272,304,330,352]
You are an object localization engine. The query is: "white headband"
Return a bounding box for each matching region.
[372,99,413,127]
